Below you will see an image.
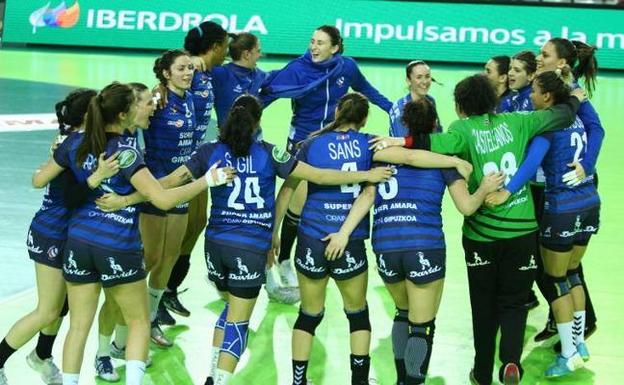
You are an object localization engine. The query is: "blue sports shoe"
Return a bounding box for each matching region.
[545,353,584,378]
[577,342,590,362]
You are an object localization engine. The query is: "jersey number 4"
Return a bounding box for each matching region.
[341,162,362,197]
[227,176,265,209]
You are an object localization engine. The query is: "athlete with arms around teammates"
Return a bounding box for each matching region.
[157,21,230,326]
[272,93,472,385]
[260,25,393,297]
[323,97,504,385]
[487,70,601,378]
[120,94,391,385]
[370,74,585,385]
[0,89,118,385]
[389,60,443,137]
[32,82,231,385]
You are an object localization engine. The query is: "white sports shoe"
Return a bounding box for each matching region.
[279,260,299,288]
[0,368,8,385]
[110,342,152,367]
[26,350,62,385]
[94,356,120,382]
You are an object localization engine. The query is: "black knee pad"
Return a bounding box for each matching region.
[345,305,371,333]
[59,296,69,318]
[542,274,570,303]
[394,308,408,323]
[409,318,436,341]
[567,269,582,289]
[294,308,324,335]
[229,286,261,299]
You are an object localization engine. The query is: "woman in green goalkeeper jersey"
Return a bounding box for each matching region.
[370,73,585,385]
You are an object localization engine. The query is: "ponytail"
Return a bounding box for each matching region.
[549,37,598,97]
[76,82,135,165]
[220,95,262,157]
[55,88,97,135]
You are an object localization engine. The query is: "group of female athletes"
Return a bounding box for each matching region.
[0,18,604,385]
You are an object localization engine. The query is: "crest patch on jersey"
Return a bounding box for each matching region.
[272,146,291,163]
[118,149,137,169]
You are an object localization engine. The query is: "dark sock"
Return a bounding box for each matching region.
[167,254,191,291]
[350,354,370,385]
[0,338,17,369]
[278,210,300,263]
[35,332,57,360]
[292,360,309,385]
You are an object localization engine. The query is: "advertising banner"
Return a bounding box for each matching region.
[3,0,624,69]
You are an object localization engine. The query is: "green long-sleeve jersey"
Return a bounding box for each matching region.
[428,99,579,241]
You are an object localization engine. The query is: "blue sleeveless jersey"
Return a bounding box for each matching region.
[372,165,461,253]
[55,134,146,251]
[144,90,196,178]
[185,140,297,253]
[541,116,600,214]
[389,94,442,137]
[190,70,213,147]
[297,130,374,240]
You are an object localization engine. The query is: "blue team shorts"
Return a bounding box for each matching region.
[540,206,600,252]
[140,201,189,216]
[375,249,446,285]
[294,233,368,281]
[204,240,266,291]
[62,238,146,288]
[27,228,65,269]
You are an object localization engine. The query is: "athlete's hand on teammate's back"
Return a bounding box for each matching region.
[562,161,586,187]
[96,192,127,212]
[485,189,512,208]
[481,171,506,194]
[570,88,587,103]
[95,152,120,179]
[454,157,473,181]
[368,136,406,152]
[322,231,349,260]
[367,166,394,183]
[205,161,236,187]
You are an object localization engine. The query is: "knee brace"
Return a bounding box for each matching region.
[394,308,408,323]
[220,320,249,359]
[59,296,69,318]
[543,274,570,303]
[567,269,582,289]
[345,305,371,333]
[294,308,324,336]
[405,319,436,380]
[215,303,229,330]
[392,308,409,360]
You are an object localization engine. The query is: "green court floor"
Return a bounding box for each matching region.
[0,47,623,384]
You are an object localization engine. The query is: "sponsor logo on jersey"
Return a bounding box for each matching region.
[30,1,80,33]
[118,149,137,169]
[466,251,490,267]
[272,146,291,163]
[47,245,59,261]
[336,76,345,87]
[167,119,185,128]
[233,84,243,93]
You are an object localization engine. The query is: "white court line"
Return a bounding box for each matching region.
[0,113,58,133]
[0,287,35,305]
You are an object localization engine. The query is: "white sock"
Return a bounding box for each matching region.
[557,321,576,358]
[62,373,79,385]
[114,325,128,350]
[97,334,112,357]
[214,368,233,385]
[209,347,220,377]
[125,360,146,385]
[148,287,165,322]
[574,310,586,345]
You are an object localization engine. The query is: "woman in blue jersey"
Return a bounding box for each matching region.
[140,49,202,347]
[529,37,603,345]
[483,55,511,113]
[261,25,393,293]
[134,94,392,385]
[157,21,230,327]
[324,98,504,385]
[272,93,472,385]
[32,82,231,385]
[486,71,600,378]
[501,51,537,113]
[0,89,117,385]
[389,60,442,137]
